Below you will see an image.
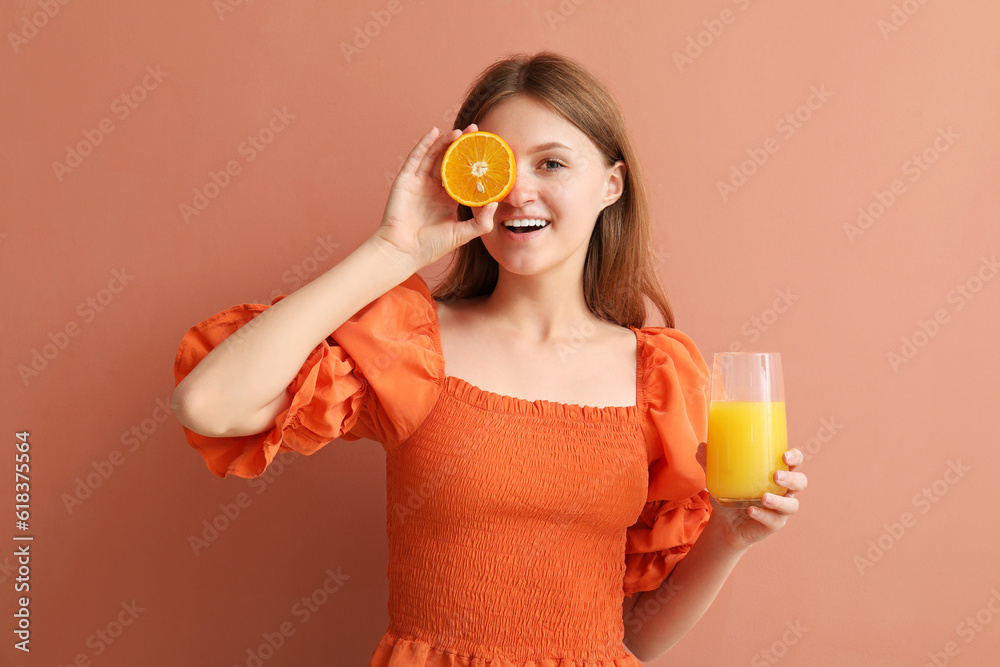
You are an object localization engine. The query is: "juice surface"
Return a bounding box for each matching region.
[706,401,788,501]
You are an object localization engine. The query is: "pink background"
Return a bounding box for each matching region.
[2,1,998,665]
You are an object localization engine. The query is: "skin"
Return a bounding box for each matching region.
[377,94,628,345]
[433,94,639,407]
[471,94,624,323]
[377,93,639,407]
[372,95,809,663]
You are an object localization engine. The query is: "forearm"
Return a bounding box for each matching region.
[173,236,420,435]
[624,514,749,662]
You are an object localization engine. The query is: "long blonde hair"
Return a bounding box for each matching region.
[431,51,675,329]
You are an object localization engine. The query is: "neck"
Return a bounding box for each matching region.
[480,263,595,343]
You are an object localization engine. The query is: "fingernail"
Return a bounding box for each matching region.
[775,470,787,483]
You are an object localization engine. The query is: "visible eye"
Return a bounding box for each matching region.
[540,158,566,171]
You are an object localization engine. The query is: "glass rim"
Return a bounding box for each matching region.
[713,351,782,357]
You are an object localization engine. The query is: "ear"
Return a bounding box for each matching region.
[601,160,626,211]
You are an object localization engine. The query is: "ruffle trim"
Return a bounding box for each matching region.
[443,375,641,423]
[172,299,369,479]
[622,490,712,597]
[368,632,643,667]
[173,273,444,478]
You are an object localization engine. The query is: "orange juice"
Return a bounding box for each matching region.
[706,400,788,505]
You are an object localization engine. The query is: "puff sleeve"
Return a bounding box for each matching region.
[623,327,713,598]
[172,273,443,479]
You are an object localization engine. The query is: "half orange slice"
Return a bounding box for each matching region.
[440,131,516,207]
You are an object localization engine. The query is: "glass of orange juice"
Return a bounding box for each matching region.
[706,352,788,508]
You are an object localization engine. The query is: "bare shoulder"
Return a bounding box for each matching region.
[433,295,486,329]
[433,297,490,359]
[594,317,637,342]
[578,316,637,358]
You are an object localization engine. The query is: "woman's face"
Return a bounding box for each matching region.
[475,94,624,278]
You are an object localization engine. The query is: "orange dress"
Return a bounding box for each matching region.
[173,273,713,666]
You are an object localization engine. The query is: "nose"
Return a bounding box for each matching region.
[500,162,537,208]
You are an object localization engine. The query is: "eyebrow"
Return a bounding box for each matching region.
[528,141,574,154]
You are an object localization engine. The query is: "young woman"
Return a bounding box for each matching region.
[172,51,807,665]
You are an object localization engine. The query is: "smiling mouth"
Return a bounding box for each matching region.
[502,218,550,233]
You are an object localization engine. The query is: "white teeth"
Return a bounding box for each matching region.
[503,218,550,228]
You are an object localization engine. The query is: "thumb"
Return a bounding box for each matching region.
[471,201,497,234]
[696,441,707,471]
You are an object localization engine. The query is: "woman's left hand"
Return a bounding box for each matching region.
[696,444,808,551]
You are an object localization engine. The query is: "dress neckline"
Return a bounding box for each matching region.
[428,294,647,421]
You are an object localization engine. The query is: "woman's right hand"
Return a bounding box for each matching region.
[371,124,498,269]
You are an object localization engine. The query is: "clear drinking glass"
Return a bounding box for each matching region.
[706,352,788,508]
